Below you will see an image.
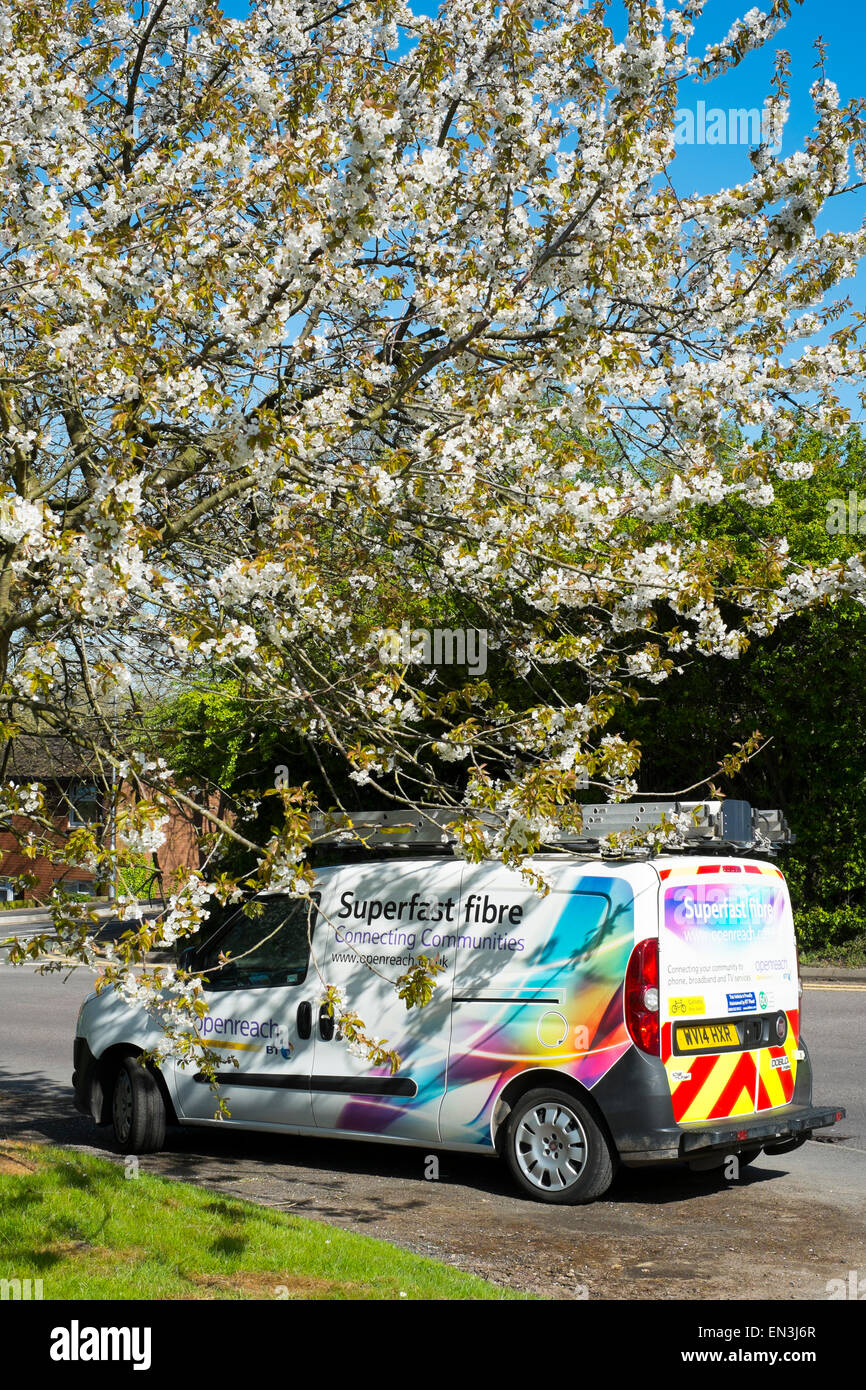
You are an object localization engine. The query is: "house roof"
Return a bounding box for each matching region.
[2,734,110,782]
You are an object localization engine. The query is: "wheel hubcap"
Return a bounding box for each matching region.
[113,1069,133,1142]
[515,1102,588,1190]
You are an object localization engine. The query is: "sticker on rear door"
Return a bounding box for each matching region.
[726,990,757,1013]
[668,995,706,1016]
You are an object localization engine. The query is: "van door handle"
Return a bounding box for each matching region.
[297,1001,312,1040]
[318,1002,335,1042]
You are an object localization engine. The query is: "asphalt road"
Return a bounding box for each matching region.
[0,965,864,1300]
[799,984,866,1151]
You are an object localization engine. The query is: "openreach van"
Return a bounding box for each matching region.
[73,802,845,1204]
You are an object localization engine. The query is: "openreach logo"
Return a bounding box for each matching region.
[674,101,782,153]
[50,1321,152,1371]
[373,622,488,677]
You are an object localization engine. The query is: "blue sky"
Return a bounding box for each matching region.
[216,0,866,418]
[219,0,865,172]
[218,0,866,201]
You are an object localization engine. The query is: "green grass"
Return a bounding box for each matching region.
[0,1144,527,1301]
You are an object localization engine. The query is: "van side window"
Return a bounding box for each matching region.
[198,895,319,991]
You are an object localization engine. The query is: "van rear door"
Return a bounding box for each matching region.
[657,861,801,1125]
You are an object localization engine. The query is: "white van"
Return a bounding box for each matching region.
[72,804,844,1203]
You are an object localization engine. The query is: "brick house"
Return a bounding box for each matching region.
[0,734,218,903]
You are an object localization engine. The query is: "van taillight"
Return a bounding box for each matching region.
[625,937,660,1055]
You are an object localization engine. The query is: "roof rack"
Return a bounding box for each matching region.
[309,801,793,857]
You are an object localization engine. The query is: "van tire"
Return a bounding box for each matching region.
[111,1055,167,1154]
[502,1087,614,1204]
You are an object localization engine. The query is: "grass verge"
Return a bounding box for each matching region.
[0,1143,528,1300]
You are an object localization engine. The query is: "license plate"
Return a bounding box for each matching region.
[674,1021,740,1052]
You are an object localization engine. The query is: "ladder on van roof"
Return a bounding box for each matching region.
[309,802,793,856]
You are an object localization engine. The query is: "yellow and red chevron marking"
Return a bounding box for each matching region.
[661,1021,755,1122]
[756,1009,799,1111]
[667,1049,758,1122]
[662,1010,799,1122]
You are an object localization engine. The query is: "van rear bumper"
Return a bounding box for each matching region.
[618,1102,845,1166]
[591,1038,845,1166]
[676,1102,845,1158]
[618,1102,845,1165]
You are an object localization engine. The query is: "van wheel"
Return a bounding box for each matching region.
[111,1055,167,1154]
[503,1088,614,1204]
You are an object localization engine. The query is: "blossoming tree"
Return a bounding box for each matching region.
[2,0,866,1063]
